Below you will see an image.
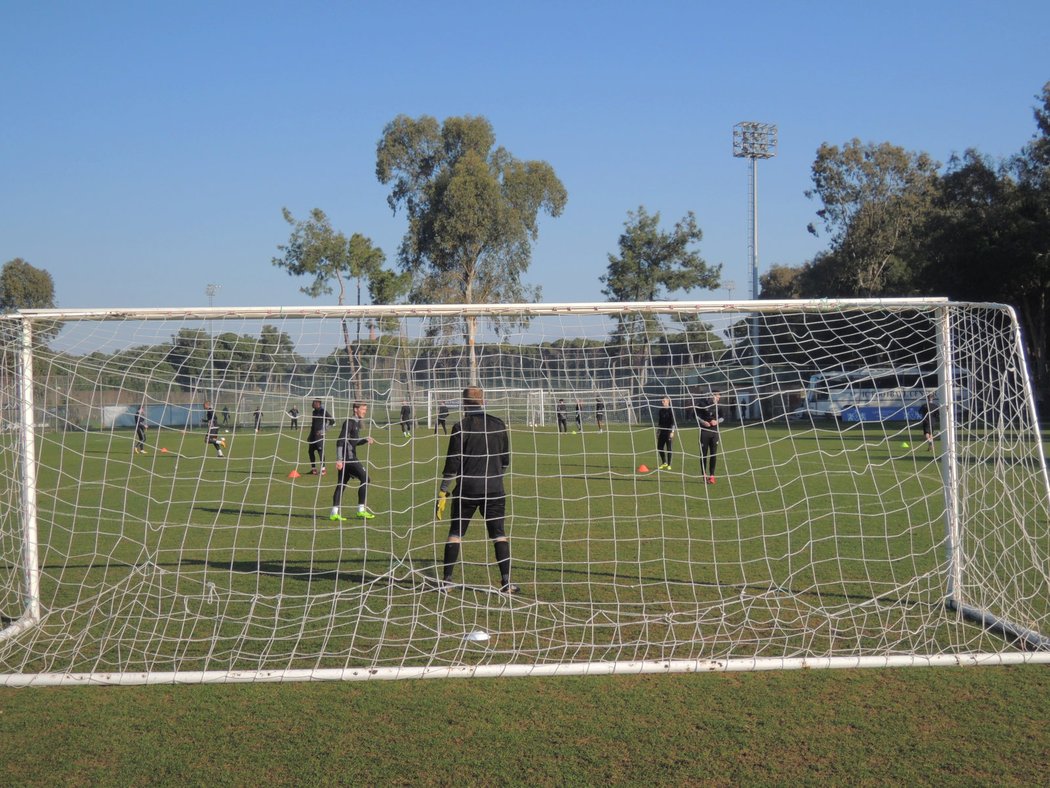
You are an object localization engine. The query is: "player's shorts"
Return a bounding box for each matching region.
[449,494,507,540]
[341,460,368,485]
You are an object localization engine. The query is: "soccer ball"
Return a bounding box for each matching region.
[224,429,230,433]
[572,430,577,435]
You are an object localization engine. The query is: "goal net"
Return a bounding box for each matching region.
[1,300,1048,686]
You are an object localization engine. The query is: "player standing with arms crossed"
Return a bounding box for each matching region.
[435,386,519,594]
[656,396,676,470]
[133,405,149,454]
[330,401,376,521]
[918,394,937,453]
[695,391,722,484]
[307,398,335,475]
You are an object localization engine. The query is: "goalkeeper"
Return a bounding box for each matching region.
[202,401,225,457]
[330,401,376,521]
[435,386,518,594]
[694,390,722,484]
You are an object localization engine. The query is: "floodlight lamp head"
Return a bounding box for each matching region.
[733,122,778,159]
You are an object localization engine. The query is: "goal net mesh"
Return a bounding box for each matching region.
[1,301,1048,684]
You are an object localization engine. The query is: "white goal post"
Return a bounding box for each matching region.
[1,299,1048,687]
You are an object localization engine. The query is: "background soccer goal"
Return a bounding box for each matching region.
[1,299,1048,686]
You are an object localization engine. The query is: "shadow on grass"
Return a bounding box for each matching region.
[195,506,320,521]
[179,555,440,589]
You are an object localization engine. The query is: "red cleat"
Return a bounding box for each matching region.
[707,476,716,485]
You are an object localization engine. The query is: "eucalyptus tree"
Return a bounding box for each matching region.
[376,114,567,383]
[0,257,59,365]
[601,206,720,387]
[272,208,387,396]
[806,139,939,295]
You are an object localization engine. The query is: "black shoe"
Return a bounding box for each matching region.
[428,577,454,593]
[500,583,521,595]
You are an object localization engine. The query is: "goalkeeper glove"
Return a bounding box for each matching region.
[436,491,448,519]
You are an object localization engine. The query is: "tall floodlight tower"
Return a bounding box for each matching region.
[733,122,777,418]
[205,284,221,402]
[732,122,777,299]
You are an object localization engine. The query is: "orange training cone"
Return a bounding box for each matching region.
[637,464,649,473]
[288,469,301,479]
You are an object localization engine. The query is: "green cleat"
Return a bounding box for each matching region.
[329,513,347,522]
[356,510,376,520]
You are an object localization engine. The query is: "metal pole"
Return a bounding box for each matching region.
[19,316,41,624]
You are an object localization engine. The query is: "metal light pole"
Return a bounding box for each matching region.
[205,284,221,403]
[733,122,777,418]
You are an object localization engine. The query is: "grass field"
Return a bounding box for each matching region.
[2,417,1049,782]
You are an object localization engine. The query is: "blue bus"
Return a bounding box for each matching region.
[793,367,970,423]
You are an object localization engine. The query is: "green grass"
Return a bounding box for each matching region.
[1,667,1048,784]
[1,420,1049,782]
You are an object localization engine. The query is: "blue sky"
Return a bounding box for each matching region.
[3,1,1047,311]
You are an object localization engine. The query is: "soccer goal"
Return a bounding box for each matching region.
[1,300,1048,687]
[425,387,547,428]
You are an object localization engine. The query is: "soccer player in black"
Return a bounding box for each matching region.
[656,396,676,470]
[574,399,583,431]
[399,401,413,437]
[435,401,449,434]
[330,401,376,521]
[133,405,148,454]
[288,406,300,429]
[556,399,568,433]
[253,407,262,433]
[695,391,722,484]
[308,398,335,475]
[435,386,518,594]
[202,401,225,457]
[595,399,606,432]
[918,394,937,453]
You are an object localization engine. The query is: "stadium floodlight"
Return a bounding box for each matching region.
[1,299,1048,686]
[205,283,221,402]
[734,122,778,417]
[732,122,776,302]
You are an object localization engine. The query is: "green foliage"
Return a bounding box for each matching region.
[0,258,55,312]
[366,265,412,334]
[601,206,719,302]
[600,208,720,384]
[272,208,388,306]
[759,263,804,299]
[0,258,60,354]
[376,114,567,382]
[805,140,939,296]
[376,114,567,307]
[767,84,1050,402]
